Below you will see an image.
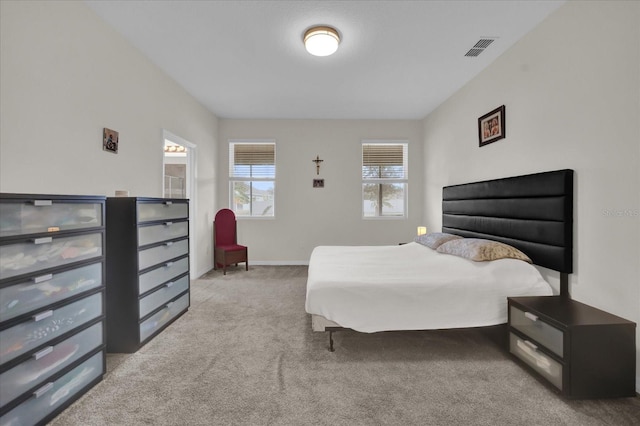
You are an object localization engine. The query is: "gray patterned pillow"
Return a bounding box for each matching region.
[436,238,532,263]
[414,232,463,249]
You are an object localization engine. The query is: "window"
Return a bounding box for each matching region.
[362,141,408,218]
[229,140,275,217]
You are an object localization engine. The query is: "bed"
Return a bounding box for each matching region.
[305,169,574,350]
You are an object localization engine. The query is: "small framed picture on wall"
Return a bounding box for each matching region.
[103,128,119,154]
[478,105,505,147]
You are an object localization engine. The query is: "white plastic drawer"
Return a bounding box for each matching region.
[509,332,563,390]
[138,221,188,247]
[0,200,103,238]
[0,233,103,281]
[139,275,189,318]
[0,351,103,426]
[138,239,188,271]
[510,305,564,357]
[0,292,103,365]
[138,257,189,295]
[0,322,102,407]
[0,262,102,322]
[137,201,188,223]
[139,292,189,342]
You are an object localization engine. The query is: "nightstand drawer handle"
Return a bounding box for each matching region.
[524,340,538,351]
[524,312,538,322]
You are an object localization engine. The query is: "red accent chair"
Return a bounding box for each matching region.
[213,209,248,275]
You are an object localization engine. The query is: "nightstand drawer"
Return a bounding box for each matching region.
[0,351,103,426]
[509,332,563,390]
[138,239,188,271]
[0,322,103,407]
[0,262,103,323]
[138,221,188,247]
[0,292,103,365]
[138,256,189,294]
[139,275,189,318]
[510,305,564,357]
[137,202,188,223]
[0,232,102,281]
[139,292,189,343]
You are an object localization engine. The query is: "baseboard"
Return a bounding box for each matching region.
[249,260,309,266]
[193,266,213,279]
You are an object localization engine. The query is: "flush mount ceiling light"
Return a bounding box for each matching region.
[304,26,340,57]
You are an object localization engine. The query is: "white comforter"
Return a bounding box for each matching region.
[305,242,553,333]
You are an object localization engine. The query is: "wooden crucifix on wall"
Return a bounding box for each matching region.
[312,155,323,175]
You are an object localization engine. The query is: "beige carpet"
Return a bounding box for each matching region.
[50,266,639,425]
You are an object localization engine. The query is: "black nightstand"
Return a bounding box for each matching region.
[508,296,636,399]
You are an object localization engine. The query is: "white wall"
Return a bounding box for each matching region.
[422,0,640,390]
[0,0,218,277]
[218,119,423,262]
[3,0,637,389]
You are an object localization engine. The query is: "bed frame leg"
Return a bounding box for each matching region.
[329,331,335,352]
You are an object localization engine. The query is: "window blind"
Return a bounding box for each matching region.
[230,142,275,178]
[362,143,407,179]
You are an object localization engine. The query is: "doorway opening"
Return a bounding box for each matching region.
[163,130,197,278]
[164,141,187,198]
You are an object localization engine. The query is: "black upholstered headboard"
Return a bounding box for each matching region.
[442,170,574,279]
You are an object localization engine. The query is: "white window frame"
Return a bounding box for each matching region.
[229,139,276,218]
[361,140,408,219]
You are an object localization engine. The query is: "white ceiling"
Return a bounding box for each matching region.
[86,0,564,120]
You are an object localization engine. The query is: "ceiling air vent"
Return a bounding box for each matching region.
[464,38,495,57]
